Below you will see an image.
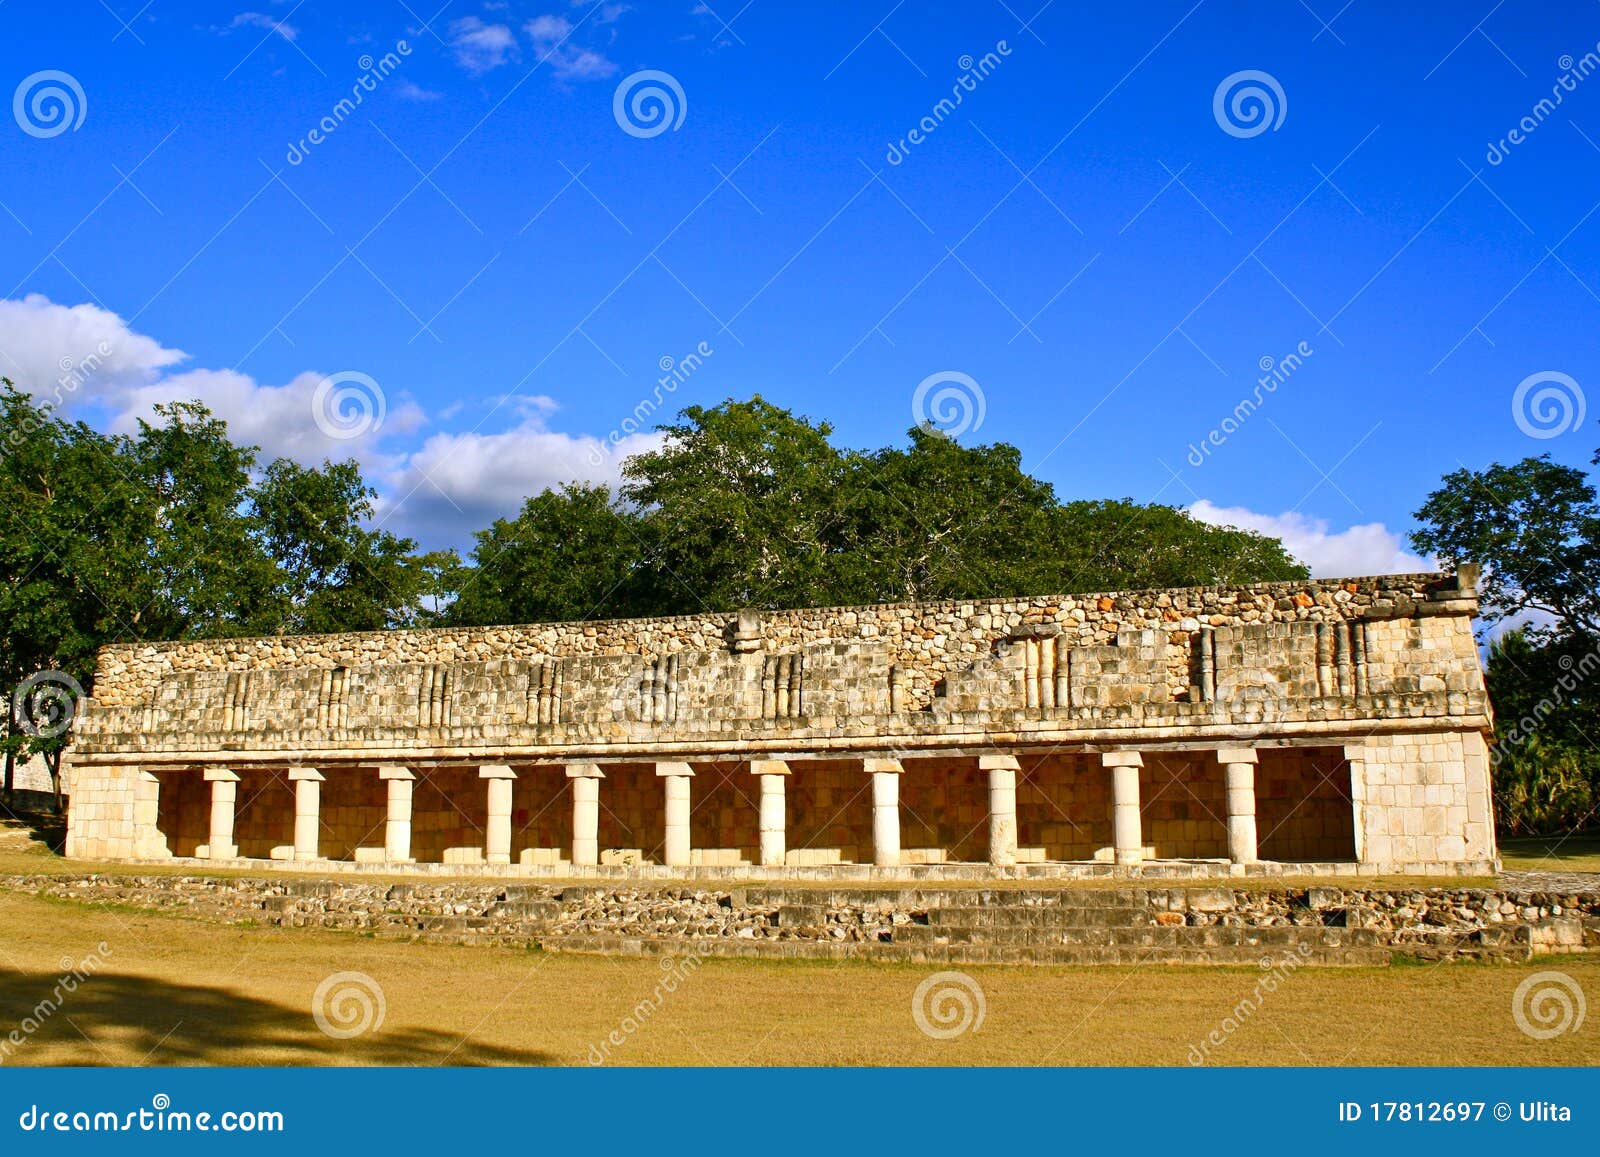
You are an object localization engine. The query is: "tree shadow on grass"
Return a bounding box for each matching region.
[0,806,66,855]
[0,969,555,1066]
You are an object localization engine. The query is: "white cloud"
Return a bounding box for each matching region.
[394,80,444,101]
[0,294,666,550]
[378,409,662,543]
[229,12,298,41]
[525,14,618,80]
[1187,500,1432,577]
[0,294,186,401]
[448,16,518,73]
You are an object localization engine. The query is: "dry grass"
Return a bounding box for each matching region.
[1,884,1597,1067]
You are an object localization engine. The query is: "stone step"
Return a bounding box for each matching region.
[895,923,1379,950]
[542,933,1392,967]
[926,905,1155,928]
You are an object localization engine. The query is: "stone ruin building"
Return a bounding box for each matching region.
[64,570,1496,878]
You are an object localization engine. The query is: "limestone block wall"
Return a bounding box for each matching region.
[320,770,387,861]
[1140,754,1228,859]
[1016,754,1112,861]
[1353,730,1495,867]
[154,770,207,857]
[234,770,295,859]
[785,760,876,865]
[686,762,761,866]
[511,772,574,861]
[899,758,990,863]
[1257,748,1356,862]
[594,764,669,863]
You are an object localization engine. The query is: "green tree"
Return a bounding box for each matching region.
[447,483,649,625]
[619,397,853,611]
[1411,452,1600,640]
[250,458,437,633]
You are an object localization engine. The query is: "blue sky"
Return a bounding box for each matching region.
[2,1,1597,574]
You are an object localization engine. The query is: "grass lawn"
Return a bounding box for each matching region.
[1500,833,1600,874]
[1,883,1597,1066]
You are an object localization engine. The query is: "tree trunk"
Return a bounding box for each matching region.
[46,749,62,815]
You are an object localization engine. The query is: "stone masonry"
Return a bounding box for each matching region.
[64,570,1497,877]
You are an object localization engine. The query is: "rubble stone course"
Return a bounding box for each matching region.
[6,872,1593,965]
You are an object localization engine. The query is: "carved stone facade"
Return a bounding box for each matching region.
[65,571,1497,876]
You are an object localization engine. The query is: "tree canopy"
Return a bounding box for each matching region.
[1411,431,1600,835]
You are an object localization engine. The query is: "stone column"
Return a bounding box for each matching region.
[481,764,517,865]
[566,763,604,867]
[979,754,1020,867]
[288,766,324,861]
[750,759,790,868]
[378,765,415,863]
[864,757,903,868]
[657,761,694,868]
[1102,752,1144,865]
[1218,748,1259,864]
[203,767,239,860]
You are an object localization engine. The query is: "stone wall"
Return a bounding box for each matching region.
[7,873,1595,965]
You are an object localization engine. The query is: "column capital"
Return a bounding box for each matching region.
[479,764,517,780]
[749,759,791,776]
[1100,751,1143,768]
[1215,748,1259,765]
[863,757,904,775]
[978,754,1021,771]
[565,762,605,779]
[655,761,695,778]
[288,766,325,782]
[378,764,415,781]
[203,767,240,782]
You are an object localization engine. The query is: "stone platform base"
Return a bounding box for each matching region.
[8,872,1594,966]
[104,854,1500,881]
